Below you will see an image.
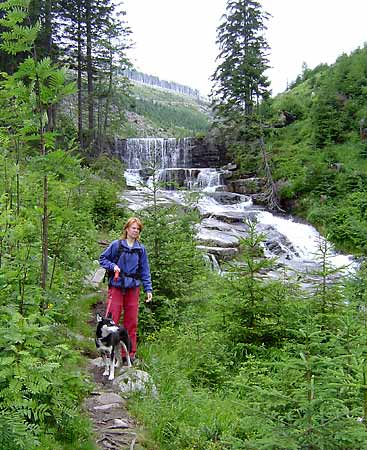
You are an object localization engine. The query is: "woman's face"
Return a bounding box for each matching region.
[126,222,140,240]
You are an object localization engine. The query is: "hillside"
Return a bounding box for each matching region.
[122,81,211,138]
[123,68,205,100]
[264,45,367,254]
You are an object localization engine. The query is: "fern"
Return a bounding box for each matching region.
[0,409,38,450]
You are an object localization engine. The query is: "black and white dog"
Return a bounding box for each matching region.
[95,313,132,380]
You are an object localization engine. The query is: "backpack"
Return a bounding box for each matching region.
[103,240,143,283]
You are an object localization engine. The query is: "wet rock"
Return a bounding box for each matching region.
[252,193,269,206]
[222,170,234,180]
[222,162,237,171]
[197,245,239,261]
[197,229,240,248]
[200,217,248,234]
[202,210,259,223]
[207,191,250,205]
[260,225,300,259]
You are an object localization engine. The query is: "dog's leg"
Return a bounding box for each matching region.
[108,347,115,380]
[121,342,132,367]
[102,353,109,376]
[115,344,122,369]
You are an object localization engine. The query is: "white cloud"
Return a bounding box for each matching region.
[123,0,367,96]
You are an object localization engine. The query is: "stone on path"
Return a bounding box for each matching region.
[113,369,158,398]
[85,357,149,450]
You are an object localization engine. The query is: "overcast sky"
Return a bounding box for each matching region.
[123,0,367,96]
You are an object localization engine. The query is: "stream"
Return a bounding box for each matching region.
[116,137,356,280]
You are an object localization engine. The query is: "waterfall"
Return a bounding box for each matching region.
[115,137,193,170]
[119,135,356,277]
[116,137,225,191]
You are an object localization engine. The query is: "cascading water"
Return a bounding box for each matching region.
[118,137,356,277]
[120,137,193,169]
[116,137,225,191]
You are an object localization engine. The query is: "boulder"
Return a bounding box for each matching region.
[197,229,240,248]
[200,210,259,223]
[196,245,239,261]
[207,191,250,205]
[251,193,268,206]
[199,217,249,234]
[228,177,266,195]
[221,162,237,171]
[113,369,158,398]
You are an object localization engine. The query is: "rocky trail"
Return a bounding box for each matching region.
[84,363,142,449]
[82,273,154,450]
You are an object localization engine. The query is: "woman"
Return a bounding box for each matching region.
[99,217,152,363]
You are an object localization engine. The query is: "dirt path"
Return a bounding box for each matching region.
[83,299,145,450]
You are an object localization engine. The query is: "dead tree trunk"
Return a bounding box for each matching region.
[259,136,284,212]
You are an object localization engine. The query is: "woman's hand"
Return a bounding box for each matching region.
[113,265,120,281]
[145,292,152,303]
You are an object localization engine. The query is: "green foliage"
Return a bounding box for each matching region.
[0,0,41,55]
[131,97,210,134]
[89,153,126,185]
[87,152,127,233]
[0,312,94,449]
[258,45,367,254]
[126,83,211,137]
[0,409,37,450]
[307,48,367,147]
[131,252,367,449]
[0,5,100,448]
[139,200,206,330]
[307,191,367,252]
[88,176,127,230]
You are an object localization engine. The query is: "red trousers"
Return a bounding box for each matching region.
[106,286,140,357]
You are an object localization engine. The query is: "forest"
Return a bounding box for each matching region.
[1,0,367,449]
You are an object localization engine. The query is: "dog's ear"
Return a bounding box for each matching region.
[96,313,102,322]
[107,312,112,319]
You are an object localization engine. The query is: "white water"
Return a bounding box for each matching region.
[120,137,356,275]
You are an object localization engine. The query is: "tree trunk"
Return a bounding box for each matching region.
[44,0,52,56]
[259,136,283,212]
[86,0,94,143]
[103,48,114,135]
[77,1,83,148]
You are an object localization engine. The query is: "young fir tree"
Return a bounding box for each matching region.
[220,219,293,356]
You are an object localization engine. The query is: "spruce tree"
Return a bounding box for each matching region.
[211,1,283,209]
[211,0,270,121]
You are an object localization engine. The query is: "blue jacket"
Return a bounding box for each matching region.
[99,239,152,292]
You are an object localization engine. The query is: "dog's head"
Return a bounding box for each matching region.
[96,312,115,327]
[96,313,118,339]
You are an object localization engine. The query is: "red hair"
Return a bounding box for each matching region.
[121,217,143,240]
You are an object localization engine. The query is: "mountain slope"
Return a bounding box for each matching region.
[265,46,367,253]
[123,82,211,138]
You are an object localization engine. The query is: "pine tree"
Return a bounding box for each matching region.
[211,1,283,210]
[211,0,270,121]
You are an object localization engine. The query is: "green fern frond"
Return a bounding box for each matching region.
[0,8,28,26]
[0,0,31,11]
[0,409,36,450]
